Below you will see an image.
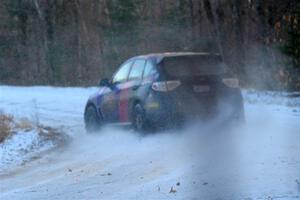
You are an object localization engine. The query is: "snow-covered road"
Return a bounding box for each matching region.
[0,86,300,200]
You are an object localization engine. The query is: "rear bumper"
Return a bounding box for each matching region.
[144,88,244,126]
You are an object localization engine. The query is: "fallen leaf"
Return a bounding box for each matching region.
[157,185,160,192]
[169,186,177,193]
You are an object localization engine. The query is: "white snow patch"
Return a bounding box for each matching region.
[0,128,58,172]
[243,89,300,108]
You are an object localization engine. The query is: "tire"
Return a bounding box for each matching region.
[132,104,148,132]
[234,109,246,124]
[84,105,101,132]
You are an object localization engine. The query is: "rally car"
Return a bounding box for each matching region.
[84,52,244,132]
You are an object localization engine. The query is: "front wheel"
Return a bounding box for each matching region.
[84,106,101,132]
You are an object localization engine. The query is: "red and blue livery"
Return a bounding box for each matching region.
[84,52,244,132]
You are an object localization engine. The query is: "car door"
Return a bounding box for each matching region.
[101,61,133,122]
[118,59,146,122]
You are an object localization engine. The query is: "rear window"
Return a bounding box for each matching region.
[161,55,226,77]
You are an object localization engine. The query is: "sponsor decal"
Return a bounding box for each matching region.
[146,102,160,109]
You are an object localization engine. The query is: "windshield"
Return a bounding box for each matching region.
[161,55,226,77]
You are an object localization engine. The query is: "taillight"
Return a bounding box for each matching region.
[222,78,239,88]
[152,80,181,92]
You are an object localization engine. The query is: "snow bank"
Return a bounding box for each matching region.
[243,89,300,108]
[0,124,66,173]
[1,130,48,170]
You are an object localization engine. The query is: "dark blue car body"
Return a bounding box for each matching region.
[84,52,244,131]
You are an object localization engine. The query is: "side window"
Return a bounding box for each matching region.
[128,59,145,81]
[143,61,157,79]
[112,62,132,84]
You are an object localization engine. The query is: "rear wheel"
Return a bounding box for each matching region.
[132,104,149,132]
[233,109,245,124]
[84,106,102,132]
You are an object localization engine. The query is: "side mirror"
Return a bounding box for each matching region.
[99,78,110,87]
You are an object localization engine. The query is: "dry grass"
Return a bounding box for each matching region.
[0,113,34,143]
[0,113,14,143]
[0,112,65,146]
[15,118,33,130]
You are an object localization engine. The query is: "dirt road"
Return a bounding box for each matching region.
[0,86,299,199]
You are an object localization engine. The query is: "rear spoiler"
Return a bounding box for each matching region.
[156,53,222,65]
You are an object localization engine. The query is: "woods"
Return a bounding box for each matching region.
[0,0,299,90]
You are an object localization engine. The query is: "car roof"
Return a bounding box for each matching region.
[129,52,221,64]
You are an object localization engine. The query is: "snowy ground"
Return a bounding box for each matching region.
[0,127,63,171]
[0,86,300,200]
